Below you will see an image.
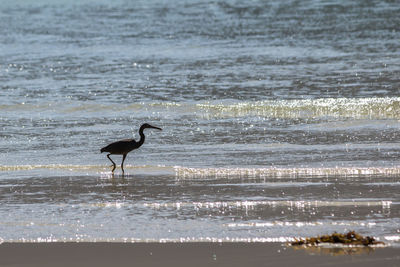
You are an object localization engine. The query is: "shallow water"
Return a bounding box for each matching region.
[0,0,399,244]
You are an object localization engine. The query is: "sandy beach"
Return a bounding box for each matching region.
[0,242,399,267]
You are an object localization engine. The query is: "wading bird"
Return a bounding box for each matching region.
[101,123,162,173]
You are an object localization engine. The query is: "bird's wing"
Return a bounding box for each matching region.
[119,138,136,143]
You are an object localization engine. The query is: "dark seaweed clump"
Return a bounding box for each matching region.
[291,231,384,246]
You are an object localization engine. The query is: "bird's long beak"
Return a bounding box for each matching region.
[149,125,162,131]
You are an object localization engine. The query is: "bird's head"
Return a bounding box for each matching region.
[141,123,162,131]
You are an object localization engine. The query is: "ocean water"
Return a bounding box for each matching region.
[0,0,400,245]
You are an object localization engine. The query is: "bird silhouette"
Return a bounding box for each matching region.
[101,123,162,173]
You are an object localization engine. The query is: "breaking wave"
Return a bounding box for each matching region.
[1,97,399,119]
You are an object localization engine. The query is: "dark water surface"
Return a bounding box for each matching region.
[0,0,399,244]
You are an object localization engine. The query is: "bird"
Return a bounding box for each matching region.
[100,123,162,173]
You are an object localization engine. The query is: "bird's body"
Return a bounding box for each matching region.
[101,123,162,173]
[101,139,140,155]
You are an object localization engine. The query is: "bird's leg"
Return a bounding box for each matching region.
[121,154,127,174]
[107,154,116,172]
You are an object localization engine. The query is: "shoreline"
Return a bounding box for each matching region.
[0,242,399,267]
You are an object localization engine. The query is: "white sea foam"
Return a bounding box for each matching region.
[197,97,400,119]
[2,164,400,179]
[0,164,173,173]
[174,166,400,178]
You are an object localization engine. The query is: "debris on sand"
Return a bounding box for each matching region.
[290,231,384,246]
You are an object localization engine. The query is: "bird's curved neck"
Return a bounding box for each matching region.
[138,126,146,146]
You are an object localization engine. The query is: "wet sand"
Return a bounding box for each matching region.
[0,242,399,267]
